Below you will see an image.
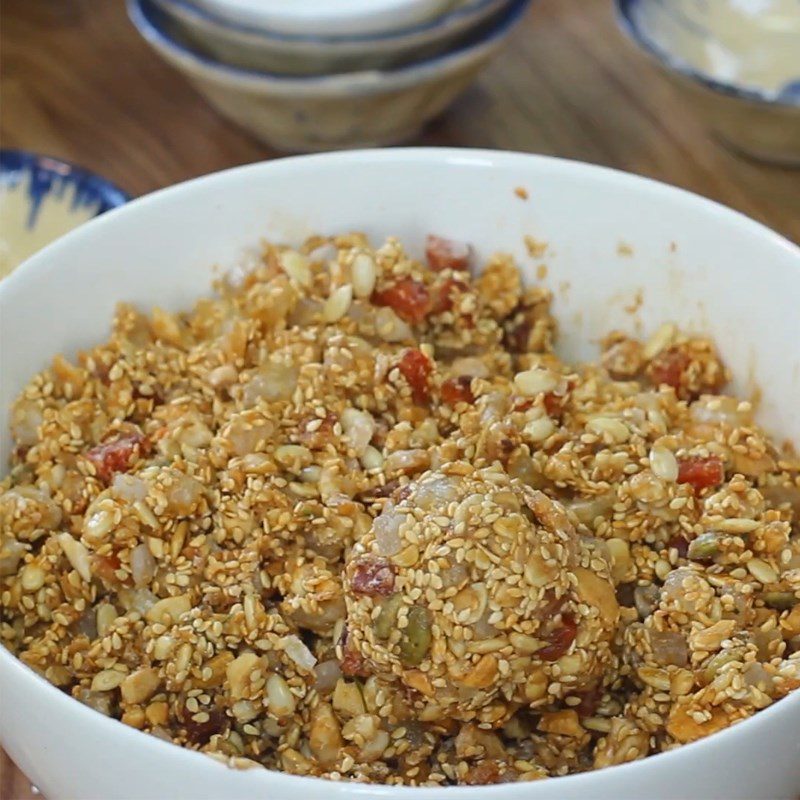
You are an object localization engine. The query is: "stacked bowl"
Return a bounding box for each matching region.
[128,0,532,151]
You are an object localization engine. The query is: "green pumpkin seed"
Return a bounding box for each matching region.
[762,591,796,611]
[374,594,403,640]
[399,605,432,666]
[687,533,719,562]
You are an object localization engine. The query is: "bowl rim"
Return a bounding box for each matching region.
[152,0,505,44]
[1,147,799,797]
[128,0,529,92]
[0,149,131,217]
[614,0,800,109]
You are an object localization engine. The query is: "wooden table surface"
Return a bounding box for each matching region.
[1,0,799,796]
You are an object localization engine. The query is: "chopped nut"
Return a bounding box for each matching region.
[538,710,583,737]
[514,368,558,396]
[120,667,161,704]
[145,594,191,625]
[747,558,778,584]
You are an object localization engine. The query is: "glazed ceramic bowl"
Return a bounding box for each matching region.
[129,0,529,151]
[0,151,129,279]
[615,0,800,165]
[150,0,508,75]
[1,149,799,800]
[177,0,468,38]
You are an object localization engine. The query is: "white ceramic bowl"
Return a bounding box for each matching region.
[180,0,466,38]
[150,0,508,75]
[129,0,529,151]
[615,0,800,165]
[1,149,799,800]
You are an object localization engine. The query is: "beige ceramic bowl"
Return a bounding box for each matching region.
[150,0,509,75]
[130,0,529,151]
[615,0,800,165]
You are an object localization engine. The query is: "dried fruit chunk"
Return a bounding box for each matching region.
[86,429,149,484]
[398,348,432,405]
[431,277,465,314]
[372,278,430,324]
[538,613,577,661]
[648,347,690,392]
[349,555,396,596]
[677,456,724,492]
[425,235,470,271]
[441,376,474,406]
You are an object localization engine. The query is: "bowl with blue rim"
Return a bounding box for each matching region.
[615,0,800,165]
[149,0,511,75]
[0,150,130,279]
[129,0,533,152]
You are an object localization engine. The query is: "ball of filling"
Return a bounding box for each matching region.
[343,465,619,725]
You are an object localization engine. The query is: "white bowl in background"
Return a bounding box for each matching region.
[129,0,529,151]
[150,0,509,75]
[1,148,799,800]
[178,0,465,38]
[615,0,800,165]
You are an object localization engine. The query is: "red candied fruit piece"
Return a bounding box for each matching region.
[430,277,466,314]
[350,555,396,596]
[440,376,474,406]
[667,534,690,558]
[358,479,401,502]
[543,393,560,417]
[398,348,432,405]
[92,553,122,586]
[180,705,225,744]
[425,235,471,272]
[86,430,149,484]
[649,347,690,391]
[505,318,531,354]
[372,278,431,324]
[544,391,571,419]
[543,379,572,419]
[576,684,601,717]
[341,646,369,677]
[537,613,577,662]
[512,397,534,412]
[536,589,566,621]
[338,626,370,677]
[677,455,724,493]
[464,760,504,786]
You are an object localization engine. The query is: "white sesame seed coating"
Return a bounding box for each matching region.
[1,233,798,786]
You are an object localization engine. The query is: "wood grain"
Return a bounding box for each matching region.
[0,0,798,795]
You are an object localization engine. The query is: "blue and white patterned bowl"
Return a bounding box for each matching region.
[615,0,800,165]
[150,0,510,75]
[130,0,532,151]
[0,151,130,278]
